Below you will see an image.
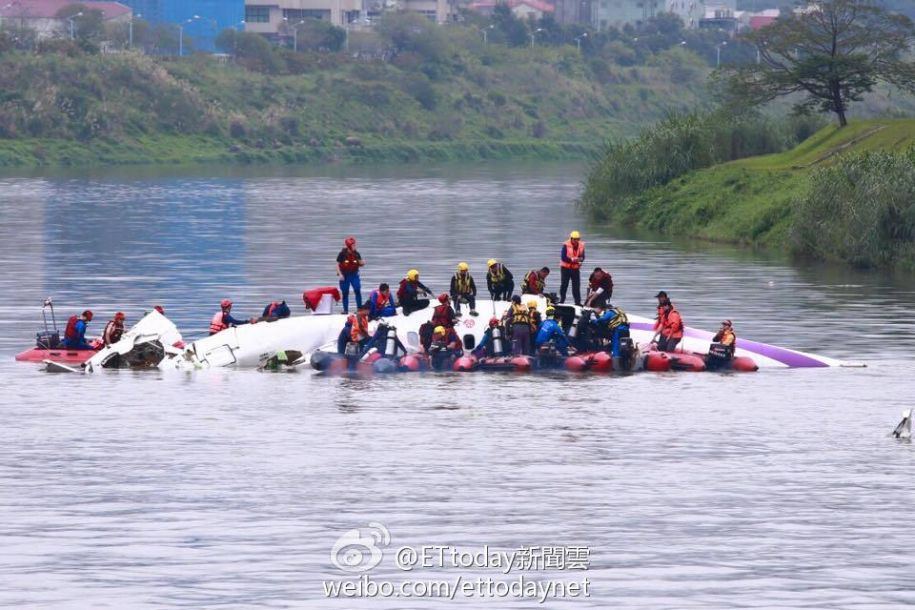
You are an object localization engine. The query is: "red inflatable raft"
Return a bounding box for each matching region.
[15,346,96,365]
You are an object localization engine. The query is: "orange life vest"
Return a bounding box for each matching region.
[715,328,736,347]
[560,239,585,270]
[663,308,684,339]
[373,290,392,309]
[350,313,369,342]
[210,310,228,335]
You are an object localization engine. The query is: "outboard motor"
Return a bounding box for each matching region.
[706,342,733,371]
[616,337,635,371]
[570,308,594,351]
[492,326,505,357]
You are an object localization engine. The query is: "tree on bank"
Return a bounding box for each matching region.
[719,0,915,126]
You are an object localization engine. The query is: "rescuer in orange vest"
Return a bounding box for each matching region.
[559,230,585,306]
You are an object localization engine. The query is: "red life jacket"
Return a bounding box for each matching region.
[65,315,79,341]
[339,248,361,274]
[209,310,228,335]
[103,320,124,346]
[266,302,279,317]
[560,240,585,270]
[431,304,454,328]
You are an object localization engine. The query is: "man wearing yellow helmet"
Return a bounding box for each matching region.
[559,230,586,306]
[450,262,479,317]
[397,269,432,315]
[485,258,514,301]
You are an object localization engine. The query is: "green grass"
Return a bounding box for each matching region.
[614,118,915,251]
[0,49,708,168]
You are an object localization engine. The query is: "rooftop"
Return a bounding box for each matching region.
[0,0,132,20]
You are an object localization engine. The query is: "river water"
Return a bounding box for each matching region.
[1,162,914,609]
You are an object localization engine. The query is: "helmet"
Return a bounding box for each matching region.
[487,258,497,267]
[153,305,164,314]
[114,311,126,321]
[407,269,419,281]
[344,236,356,248]
[221,299,233,309]
[570,230,581,239]
[527,300,538,308]
[82,310,93,321]
[545,306,555,318]
[722,319,732,327]
[655,291,668,299]
[434,325,446,334]
[457,262,469,272]
[489,317,499,328]
[438,293,449,304]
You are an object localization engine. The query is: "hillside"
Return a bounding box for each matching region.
[0,44,709,167]
[593,119,915,269]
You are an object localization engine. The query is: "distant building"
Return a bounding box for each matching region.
[590,0,704,30]
[0,0,132,39]
[243,0,455,34]
[552,0,592,26]
[467,0,555,21]
[699,3,737,35]
[118,0,245,51]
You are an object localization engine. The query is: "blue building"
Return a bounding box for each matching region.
[120,0,245,52]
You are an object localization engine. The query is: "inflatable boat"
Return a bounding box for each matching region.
[20,289,859,374]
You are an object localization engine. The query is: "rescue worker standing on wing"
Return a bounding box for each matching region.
[336,236,365,314]
[450,262,478,317]
[506,295,532,356]
[559,230,585,305]
[368,283,397,319]
[63,310,94,349]
[535,306,571,356]
[523,267,550,295]
[102,311,126,347]
[486,259,514,301]
[591,304,630,357]
[397,269,432,315]
[210,299,254,335]
[585,267,613,308]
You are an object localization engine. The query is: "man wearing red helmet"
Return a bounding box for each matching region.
[103,312,127,346]
[63,310,94,349]
[336,236,365,314]
[430,293,456,329]
[209,299,254,335]
[472,317,508,358]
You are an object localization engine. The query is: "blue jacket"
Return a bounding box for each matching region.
[535,319,569,351]
[592,309,629,330]
[369,290,397,318]
[262,301,291,319]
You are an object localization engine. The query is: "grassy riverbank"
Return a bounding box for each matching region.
[0,41,707,168]
[583,118,915,270]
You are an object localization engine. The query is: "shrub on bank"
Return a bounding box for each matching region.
[579,111,824,220]
[790,149,915,270]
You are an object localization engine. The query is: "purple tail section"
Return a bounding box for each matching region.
[627,322,831,368]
